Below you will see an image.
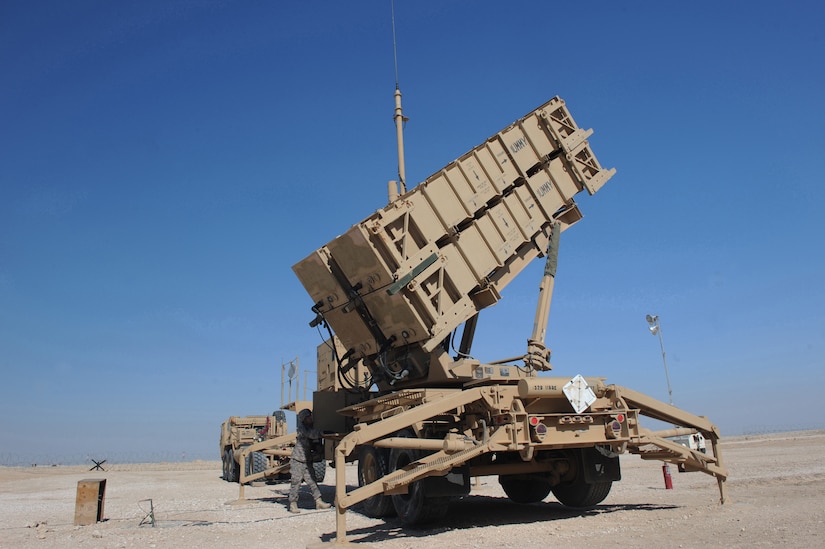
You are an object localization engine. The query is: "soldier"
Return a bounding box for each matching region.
[287,409,331,513]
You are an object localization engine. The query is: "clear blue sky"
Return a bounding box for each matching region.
[2,1,823,464]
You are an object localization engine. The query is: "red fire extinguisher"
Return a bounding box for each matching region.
[662,463,673,489]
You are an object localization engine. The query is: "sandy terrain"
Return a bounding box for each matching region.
[1,431,824,548]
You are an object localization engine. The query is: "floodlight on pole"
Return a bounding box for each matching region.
[646,314,673,406]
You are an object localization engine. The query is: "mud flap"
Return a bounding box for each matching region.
[420,465,470,497]
[581,448,621,483]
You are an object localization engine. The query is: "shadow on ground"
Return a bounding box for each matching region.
[317,490,680,545]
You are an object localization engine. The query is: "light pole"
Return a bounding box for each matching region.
[646,314,673,405]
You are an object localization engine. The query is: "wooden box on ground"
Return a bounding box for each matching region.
[74,479,106,526]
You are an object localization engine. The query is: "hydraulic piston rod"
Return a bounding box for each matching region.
[526,221,561,371]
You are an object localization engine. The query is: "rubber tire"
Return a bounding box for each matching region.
[389,430,450,525]
[551,480,612,509]
[357,445,395,518]
[311,460,327,484]
[222,449,230,481]
[499,474,552,503]
[226,449,239,483]
[248,452,268,476]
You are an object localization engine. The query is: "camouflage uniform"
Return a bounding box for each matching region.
[288,409,326,509]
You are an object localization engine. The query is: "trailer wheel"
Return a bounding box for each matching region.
[499,475,552,503]
[551,480,612,509]
[357,446,395,518]
[389,430,450,525]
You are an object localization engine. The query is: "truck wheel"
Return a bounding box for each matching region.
[499,475,552,503]
[389,430,450,525]
[226,449,239,483]
[551,480,612,509]
[311,460,327,483]
[222,449,235,481]
[357,446,395,518]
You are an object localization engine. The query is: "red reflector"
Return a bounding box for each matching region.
[616,414,625,423]
[529,416,539,426]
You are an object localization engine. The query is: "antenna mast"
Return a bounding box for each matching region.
[389,0,407,202]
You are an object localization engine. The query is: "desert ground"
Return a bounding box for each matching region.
[1,431,823,548]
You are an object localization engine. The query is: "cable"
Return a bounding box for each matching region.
[314,316,373,393]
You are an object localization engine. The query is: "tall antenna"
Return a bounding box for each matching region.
[391,0,400,89]
[389,0,407,200]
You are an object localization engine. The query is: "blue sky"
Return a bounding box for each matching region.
[1,1,823,464]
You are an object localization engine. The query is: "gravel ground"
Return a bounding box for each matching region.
[1,431,824,548]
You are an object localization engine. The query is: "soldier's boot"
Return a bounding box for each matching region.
[288,501,300,514]
[315,498,331,510]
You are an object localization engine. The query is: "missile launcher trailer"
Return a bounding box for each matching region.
[292,97,727,542]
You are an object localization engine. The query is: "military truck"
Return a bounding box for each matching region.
[220,409,328,501]
[291,96,728,542]
[219,412,293,484]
